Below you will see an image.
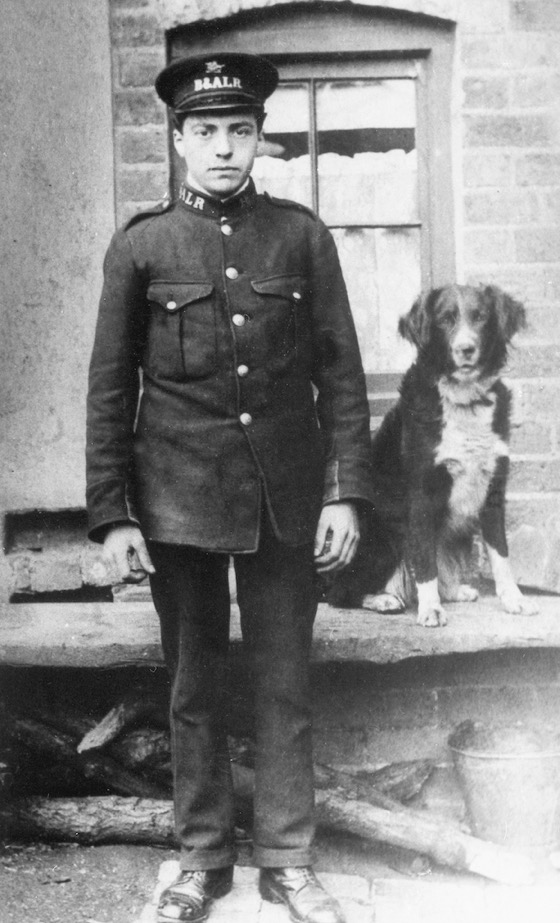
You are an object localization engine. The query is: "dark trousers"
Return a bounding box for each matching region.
[148,517,318,870]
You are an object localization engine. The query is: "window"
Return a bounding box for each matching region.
[170,5,455,399]
[252,64,421,375]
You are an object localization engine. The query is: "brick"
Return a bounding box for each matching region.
[110,12,163,46]
[463,75,509,110]
[459,0,509,30]
[463,151,512,188]
[114,89,165,126]
[463,228,513,265]
[464,189,539,224]
[511,0,560,30]
[464,113,550,146]
[503,32,560,67]
[509,419,553,454]
[363,727,448,765]
[118,166,169,201]
[464,266,560,304]
[516,153,560,186]
[508,498,560,534]
[526,303,560,341]
[538,189,560,224]
[461,36,505,70]
[437,685,538,729]
[510,459,560,492]
[118,50,165,88]
[112,0,151,7]
[512,72,560,108]
[118,127,167,164]
[515,227,560,262]
[509,345,560,378]
[380,688,439,730]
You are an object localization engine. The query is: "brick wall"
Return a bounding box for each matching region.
[459,2,560,589]
[107,0,560,593]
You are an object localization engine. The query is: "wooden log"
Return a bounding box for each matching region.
[12,717,170,799]
[3,788,535,885]
[77,690,168,753]
[314,760,434,805]
[316,790,535,886]
[3,795,176,845]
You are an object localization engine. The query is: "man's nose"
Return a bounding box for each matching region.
[214,131,233,156]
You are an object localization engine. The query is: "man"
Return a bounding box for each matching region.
[86,52,374,923]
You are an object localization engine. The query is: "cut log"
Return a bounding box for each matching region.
[3,795,176,845]
[2,778,536,886]
[77,690,168,753]
[314,760,433,805]
[12,717,170,799]
[316,790,535,886]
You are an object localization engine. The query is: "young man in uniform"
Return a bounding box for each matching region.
[86,53,374,923]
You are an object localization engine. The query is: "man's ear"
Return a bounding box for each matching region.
[172,128,186,160]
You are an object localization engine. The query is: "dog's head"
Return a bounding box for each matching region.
[398,284,526,382]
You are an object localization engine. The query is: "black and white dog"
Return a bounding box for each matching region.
[328,284,538,627]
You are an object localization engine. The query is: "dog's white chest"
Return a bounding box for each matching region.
[435,391,507,526]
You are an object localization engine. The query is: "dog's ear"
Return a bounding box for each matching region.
[399,291,437,349]
[482,285,527,341]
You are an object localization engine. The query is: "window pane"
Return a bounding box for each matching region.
[251,82,313,208]
[331,227,420,373]
[316,79,418,226]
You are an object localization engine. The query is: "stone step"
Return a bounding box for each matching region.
[0,593,558,667]
[134,859,560,923]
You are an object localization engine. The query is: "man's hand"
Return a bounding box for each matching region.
[314,502,360,574]
[103,524,155,584]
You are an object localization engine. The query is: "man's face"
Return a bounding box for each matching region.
[173,111,261,199]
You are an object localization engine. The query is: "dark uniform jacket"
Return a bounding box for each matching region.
[86,180,374,551]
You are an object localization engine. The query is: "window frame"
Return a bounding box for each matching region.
[169,5,456,290]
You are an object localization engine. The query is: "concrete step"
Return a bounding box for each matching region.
[0,592,558,667]
[135,859,560,923]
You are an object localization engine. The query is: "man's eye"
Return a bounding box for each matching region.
[235,127,251,137]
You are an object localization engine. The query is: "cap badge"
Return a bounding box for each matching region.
[205,61,225,74]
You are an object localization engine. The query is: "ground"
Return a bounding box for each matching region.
[4,827,560,923]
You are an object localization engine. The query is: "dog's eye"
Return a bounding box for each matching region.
[471,309,485,323]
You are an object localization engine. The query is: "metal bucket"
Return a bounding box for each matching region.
[449,721,560,855]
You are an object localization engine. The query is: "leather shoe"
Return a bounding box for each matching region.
[157,867,233,922]
[259,866,346,923]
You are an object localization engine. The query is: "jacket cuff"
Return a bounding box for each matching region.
[322,458,377,507]
[86,477,139,543]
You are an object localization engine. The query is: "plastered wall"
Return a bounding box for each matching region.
[2,0,560,599]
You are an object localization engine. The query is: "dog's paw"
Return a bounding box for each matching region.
[362,593,405,613]
[456,584,479,602]
[417,604,448,628]
[499,587,539,616]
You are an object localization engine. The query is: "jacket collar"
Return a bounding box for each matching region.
[177,178,258,219]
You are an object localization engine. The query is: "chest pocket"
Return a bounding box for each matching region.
[250,274,311,367]
[145,281,216,381]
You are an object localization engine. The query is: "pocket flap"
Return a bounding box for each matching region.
[147,281,214,312]
[251,275,305,300]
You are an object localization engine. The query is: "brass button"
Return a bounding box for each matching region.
[221,224,233,236]
[167,300,177,310]
[293,292,302,300]
[232,314,246,327]
[237,364,249,377]
[240,413,252,426]
[225,267,239,280]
